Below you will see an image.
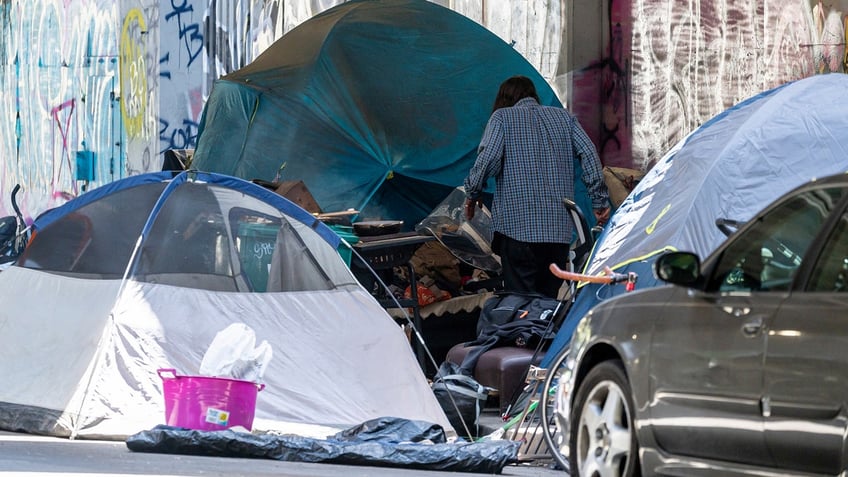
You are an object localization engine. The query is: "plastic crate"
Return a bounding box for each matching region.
[328,225,359,267]
[237,223,279,292]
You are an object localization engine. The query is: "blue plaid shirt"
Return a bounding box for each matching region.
[464,97,608,244]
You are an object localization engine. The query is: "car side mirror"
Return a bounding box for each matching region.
[654,251,701,286]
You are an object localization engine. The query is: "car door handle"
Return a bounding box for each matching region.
[741,316,764,337]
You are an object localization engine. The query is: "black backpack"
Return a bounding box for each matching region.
[476,292,562,336]
[456,293,562,376]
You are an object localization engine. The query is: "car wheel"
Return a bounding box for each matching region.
[569,360,640,477]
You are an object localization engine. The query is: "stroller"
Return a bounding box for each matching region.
[0,185,29,268]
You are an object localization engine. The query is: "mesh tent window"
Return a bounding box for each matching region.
[18,183,165,278]
[19,176,351,293]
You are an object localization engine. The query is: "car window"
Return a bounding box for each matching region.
[709,187,845,293]
[807,211,848,292]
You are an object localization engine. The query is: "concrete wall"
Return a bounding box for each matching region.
[0,0,845,223]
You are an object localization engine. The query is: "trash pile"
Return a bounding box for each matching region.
[199,323,273,383]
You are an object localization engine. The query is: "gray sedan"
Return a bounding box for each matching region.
[558,173,848,476]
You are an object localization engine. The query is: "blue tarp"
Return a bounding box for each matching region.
[543,72,848,366]
[190,0,594,229]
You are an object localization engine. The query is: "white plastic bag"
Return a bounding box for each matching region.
[199,323,273,382]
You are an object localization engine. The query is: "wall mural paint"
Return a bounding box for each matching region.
[120,8,148,139]
[627,0,845,170]
[123,1,159,178]
[0,0,845,225]
[0,0,158,225]
[567,0,632,169]
[158,0,204,157]
[157,0,285,161]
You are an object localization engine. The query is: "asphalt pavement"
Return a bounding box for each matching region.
[0,430,566,477]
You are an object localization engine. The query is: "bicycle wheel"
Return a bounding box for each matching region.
[539,344,572,471]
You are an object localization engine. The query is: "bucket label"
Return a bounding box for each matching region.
[205,408,229,426]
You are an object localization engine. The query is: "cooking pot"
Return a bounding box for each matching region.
[353,220,404,236]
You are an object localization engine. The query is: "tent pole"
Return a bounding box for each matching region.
[68,314,116,439]
[71,172,190,438]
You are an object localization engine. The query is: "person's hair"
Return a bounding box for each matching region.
[492,75,540,112]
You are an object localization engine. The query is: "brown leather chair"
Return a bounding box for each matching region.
[446,343,543,413]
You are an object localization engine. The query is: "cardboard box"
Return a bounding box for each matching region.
[271,180,322,214]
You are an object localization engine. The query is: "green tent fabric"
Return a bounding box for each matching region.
[191,0,578,228]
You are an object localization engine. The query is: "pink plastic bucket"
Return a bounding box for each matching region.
[157,368,265,431]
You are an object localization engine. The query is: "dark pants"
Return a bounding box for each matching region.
[493,232,570,299]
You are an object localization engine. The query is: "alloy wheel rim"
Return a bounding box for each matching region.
[576,380,632,477]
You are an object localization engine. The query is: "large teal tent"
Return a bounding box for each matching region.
[191,0,582,228]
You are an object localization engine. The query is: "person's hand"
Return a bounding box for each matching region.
[465,198,482,220]
[593,207,610,227]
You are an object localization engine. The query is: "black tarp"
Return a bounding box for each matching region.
[127,417,520,474]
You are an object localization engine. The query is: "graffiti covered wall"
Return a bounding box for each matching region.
[0,0,158,223]
[568,0,847,171]
[627,0,839,169]
[0,0,846,223]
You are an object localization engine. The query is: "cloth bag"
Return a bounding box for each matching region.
[477,292,561,335]
[431,361,489,440]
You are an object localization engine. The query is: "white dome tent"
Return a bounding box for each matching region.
[0,170,451,439]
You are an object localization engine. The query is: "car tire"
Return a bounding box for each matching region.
[569,360,640,477]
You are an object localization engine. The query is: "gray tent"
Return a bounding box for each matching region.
[0,171,452,439]
[544,72,848,366]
